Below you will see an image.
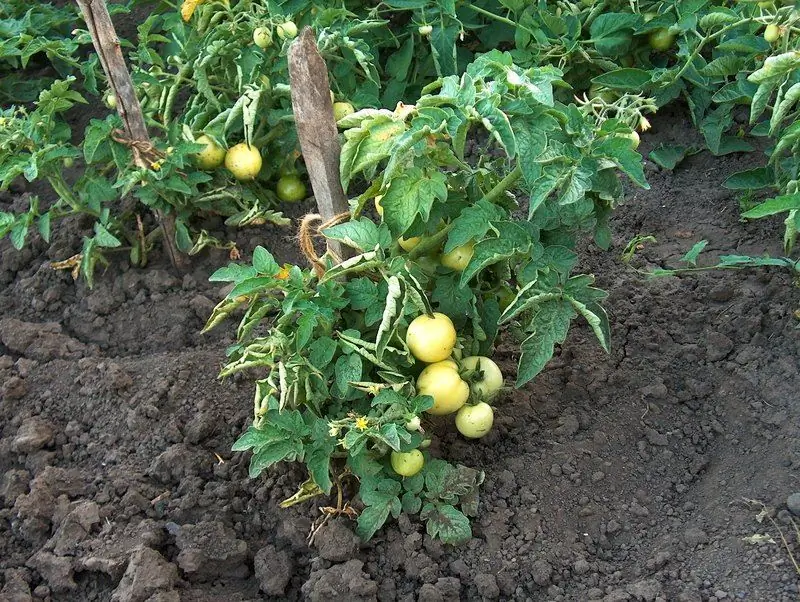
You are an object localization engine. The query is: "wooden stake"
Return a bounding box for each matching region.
[75,0,187,271]
[288,28,351,262]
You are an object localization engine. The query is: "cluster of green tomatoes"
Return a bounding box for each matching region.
[390,312,503,478]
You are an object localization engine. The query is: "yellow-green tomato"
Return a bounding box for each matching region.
[253,27,272,48]
[405,416,421,431]
[104,93,117,109]
[440,241,474,271]
[619,130,640,150]
[276,174,307,202]
[195,134,226,170]
[455,402,494,439]
[417,361,470,415]
[333,101,355,121]
[391,449,424,477]
[461,356,503,400]
[764,24,781,43]
[406,312,456,363]
[418,24,433,36]
[399,236,421,251]
[277,21,298,40]
[648,28,675,52]
[225,143,262,180]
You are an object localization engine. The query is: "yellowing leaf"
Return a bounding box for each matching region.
[180,0,203,22]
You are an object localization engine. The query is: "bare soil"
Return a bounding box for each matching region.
[1,109,799,602]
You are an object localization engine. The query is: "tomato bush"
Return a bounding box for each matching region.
[205,53,645,543]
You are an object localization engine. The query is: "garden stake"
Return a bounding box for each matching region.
[288,28,352,266]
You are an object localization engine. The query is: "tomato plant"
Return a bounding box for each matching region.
[206,52,646,543]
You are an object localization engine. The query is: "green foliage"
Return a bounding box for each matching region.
[206,57,642,542]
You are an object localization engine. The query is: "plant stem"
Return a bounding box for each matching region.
[464,3,539,38]
[408,164,523,259]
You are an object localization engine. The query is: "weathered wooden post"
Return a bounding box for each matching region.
[288,28,351,264]
[75,0,187,271]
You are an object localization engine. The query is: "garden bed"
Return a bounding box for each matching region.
[0,108,799,601]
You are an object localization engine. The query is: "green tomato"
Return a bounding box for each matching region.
[418,24,433,36]
[440,241,474,271]
[617,130,640,150]
[276,175,307,202]
[417,361,469,415]
[104,93,117,109]
[461,356,503,400]
[390,449,424,477]
[333,101,355,121]
[253,27,272,48]
[195,134,227,170]
[63,157,75,169]
[405,416,421,431]
[225,143,262,180]
[455,402,494,439]
[406,312,456,363]
[648,28,675,52]
[277,21,298,40]
[764,24,781,43]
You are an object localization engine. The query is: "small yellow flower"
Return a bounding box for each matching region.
[638,116,652,132]
[328,424,341,438]
[355,416,369,431]
[150,160,162,171]
[276,266,291,280]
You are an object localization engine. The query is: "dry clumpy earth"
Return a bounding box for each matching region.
[1,111,799,602]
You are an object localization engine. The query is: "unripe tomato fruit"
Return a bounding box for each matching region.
[418,24,433,36]
[455,402,494,439]
[620,130,640,150]
[764,24,781,43]
[391,449,424,477]
[406,312,456,363]
[63,157,75,169]
[225,143,262,180]
[195,134,226,170]
[333,101,355,121]
[276,174,307,202]
[440,241,474,271]
[104,93,117,109]
[405,416,421,431]
[399,236,421,251]
[277,21,298,40]
[417,361,470,415]
[461,356,503,400]
[253,27,272,48]
[648,28,675,52]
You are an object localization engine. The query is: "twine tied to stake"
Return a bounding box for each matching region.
[111,129,164,167]
[298,212,351,278]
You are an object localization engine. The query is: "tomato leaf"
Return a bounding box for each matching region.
[380,167,448,237]
[593,136,648,188]
[444,199,505,253]
[323,218,391,253]
[516,299,574,386]
[421,503,472,545]
[742,194,800,218]
[459,221,531,286]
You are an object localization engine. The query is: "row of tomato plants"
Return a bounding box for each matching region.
[1,0,798,541]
